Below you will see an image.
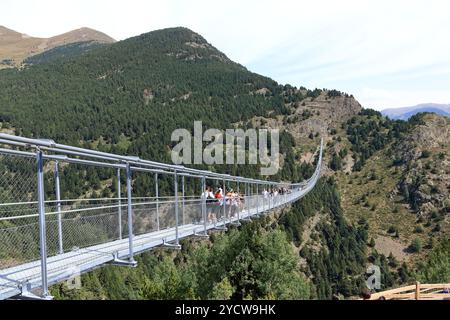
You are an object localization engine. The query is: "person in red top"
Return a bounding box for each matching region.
[214,188,223,221]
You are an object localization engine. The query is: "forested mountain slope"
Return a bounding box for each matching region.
[1,28,285,166]
[0,27,448,299]
[24,41,108,65]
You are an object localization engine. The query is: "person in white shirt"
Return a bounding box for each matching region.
[203,186,217,223]
[262,189,269,209]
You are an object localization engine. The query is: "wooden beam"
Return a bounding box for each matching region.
[415,282,421,300]
[369,285,416,300]
[420,283,450,290]
[384,293,415,300]
[368,283,450,300]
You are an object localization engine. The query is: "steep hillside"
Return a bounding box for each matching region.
[338,112,449,243]
[249,95,449,271]
[0,26,115,68]
[393,114,449,232]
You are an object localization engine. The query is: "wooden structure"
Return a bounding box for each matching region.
[367,282,450,300]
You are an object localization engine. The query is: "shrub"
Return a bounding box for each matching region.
[414,226,424,234]
[433,224,441,232]
[421,150,431,159]
[409,238,423,253]
[387,226,398,234]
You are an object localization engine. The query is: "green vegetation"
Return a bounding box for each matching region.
[51,219,312,300]
[409,238,423,253]
[0,28,283,162]
[415,237,450,283]
[281,178,368,299]
[330,153,343,171]
[0,27,311,185]
[345,109,409,171]
[50,178,369,300]
[24,41,107,65]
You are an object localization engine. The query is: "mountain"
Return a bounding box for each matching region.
[1,27,448,300]
[23,41,108,65]
[0,27,285,164]
[0,26,115,68]
[382,103,450,120]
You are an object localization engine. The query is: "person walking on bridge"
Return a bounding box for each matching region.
[214,187,224,221]
[203,187,216,224]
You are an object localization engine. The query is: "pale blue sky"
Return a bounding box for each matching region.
[2,0,450,110]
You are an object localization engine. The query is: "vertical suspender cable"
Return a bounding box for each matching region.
[36,149,49,297]
[55,161,63,254]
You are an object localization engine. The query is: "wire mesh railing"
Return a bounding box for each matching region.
[0,134,323,299]
[0,153,40,270]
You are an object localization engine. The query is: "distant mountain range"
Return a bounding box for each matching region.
[382,103,450,120]
[0,25,115,67]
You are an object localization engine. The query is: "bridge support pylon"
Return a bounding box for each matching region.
[13,282,53,301]
[212,225,228,232]
[193,230,210,239]
[162,239,182,250]
[110,253,138,268]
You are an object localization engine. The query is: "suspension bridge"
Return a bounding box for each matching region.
[0,133,323,300]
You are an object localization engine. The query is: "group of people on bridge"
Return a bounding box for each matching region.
[202,186,292,224]
[262,187,290,199]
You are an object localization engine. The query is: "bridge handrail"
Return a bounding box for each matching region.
[0,134,323,185]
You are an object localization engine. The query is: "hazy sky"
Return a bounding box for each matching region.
[2,0,450,110]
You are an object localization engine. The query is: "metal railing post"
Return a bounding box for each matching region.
[155,173,160,231]
[54,161,63,254]
[251,183,254,215]
[265,183,268,211]
[237,181,240,222]
[126,163,135,263]
[256,184,259,215]
[223,179,227,224]
[271,184,274,209]
[202,176,207,234]
[36,149,49,297]
[213,179,217,228]
[117,168,122,240]
[182,176,185,225]
[174,171,180,245]
[246,183,249,217]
